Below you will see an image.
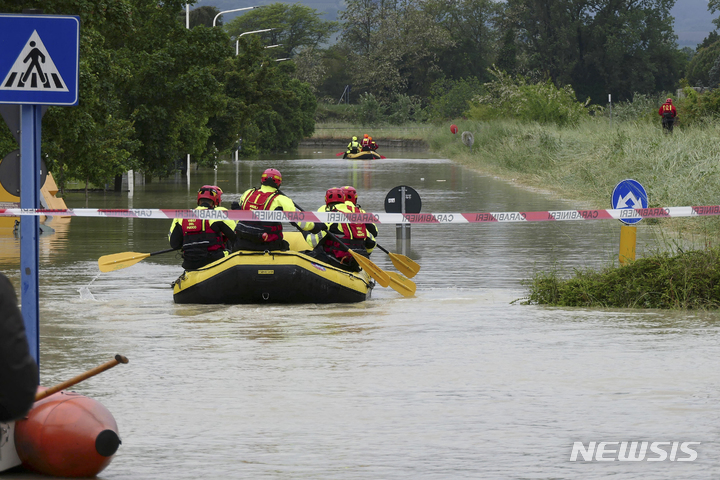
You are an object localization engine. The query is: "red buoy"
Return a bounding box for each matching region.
[450,124,458,134]
[14,389,121,478]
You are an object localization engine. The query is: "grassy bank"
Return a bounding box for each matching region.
[427,118,720,210]
[319,118,720,227]
[524,247,720,309]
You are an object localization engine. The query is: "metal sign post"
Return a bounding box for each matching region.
[612,179,648,265]
[0,13,79,366]
[384,185,422,255]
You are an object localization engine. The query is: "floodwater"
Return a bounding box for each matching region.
[1,147,718,479]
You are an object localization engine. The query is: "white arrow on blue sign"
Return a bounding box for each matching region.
[612,179,648,225]
[0,14,79,106]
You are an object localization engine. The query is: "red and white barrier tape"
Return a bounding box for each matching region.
[2,206,720,223]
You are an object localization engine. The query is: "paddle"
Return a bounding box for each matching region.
[387,271,416,297]
[323,231,391,288]
[35,355,129,402]
[335,152,345,156]
[376,244,420,278]
[98,248,178,273]
[289,201,392,289]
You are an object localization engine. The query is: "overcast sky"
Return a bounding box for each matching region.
[672,0,715,48]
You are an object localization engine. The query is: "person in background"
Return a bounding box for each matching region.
[342,185,378,240]
[169,185,237,270]
[306,188,376,271]
[0,272,38,422]
[347,136,360,154]
[360,134,370,151]
[368,136,378,151]
[658,98,677,133]
[232,168,317,251]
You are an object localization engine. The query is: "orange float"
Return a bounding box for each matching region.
[14,388,121,478]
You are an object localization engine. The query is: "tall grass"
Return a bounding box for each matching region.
[427,118,720,211]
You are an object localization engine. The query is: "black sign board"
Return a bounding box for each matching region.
[384,185,422,214]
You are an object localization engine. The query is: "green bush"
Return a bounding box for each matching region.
[609,93,664,123]
[678,87,720,124]
[356,93,386,125]
[466,67,592,127]
[386,94,423,125]
[685,39,720,87]
[426,77,484,120]
[524,248,720,309]
[315,103,356,122]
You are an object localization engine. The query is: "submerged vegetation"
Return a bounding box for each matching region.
[524,248,720,309]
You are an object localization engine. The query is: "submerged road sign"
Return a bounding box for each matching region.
[0,14,79,105]
[612,179,648,225]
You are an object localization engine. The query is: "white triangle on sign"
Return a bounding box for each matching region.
[0,30,69,92]
[617,192,643,209]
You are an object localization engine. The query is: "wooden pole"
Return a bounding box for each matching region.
[35,355,129,402]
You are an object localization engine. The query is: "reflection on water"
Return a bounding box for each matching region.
[1,149,718,479]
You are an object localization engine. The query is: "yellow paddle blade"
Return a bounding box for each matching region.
[388,253,420,278]
[98,252,152,272]
[387,271,416,297]
[350,250,390,288]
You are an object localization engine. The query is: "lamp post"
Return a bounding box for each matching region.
[214,6,259,27]
[235,28,274,55]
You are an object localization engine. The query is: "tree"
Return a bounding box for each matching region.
[175,6,222,28]
[698,30,719,50]
[339,0,453,99]
[686,39,720,87]
[0,0,142,195]
[711,0,720,30]
[505,0,684,103]
[224,3,338,59]
[424,0,501,82]
[207,38,316,156]
[117,23,231,175]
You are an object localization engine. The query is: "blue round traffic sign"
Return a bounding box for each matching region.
[611,179,648,225]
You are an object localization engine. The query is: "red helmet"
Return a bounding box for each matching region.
[197,185,223,206]
[261,168,282,188]
[341,185,357,204]
[363,134,369,138]
[666,98,672,104]
[325,188,345,205]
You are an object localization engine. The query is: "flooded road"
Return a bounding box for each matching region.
[1,148,718,479]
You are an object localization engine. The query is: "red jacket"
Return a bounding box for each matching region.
[659,103,677,118]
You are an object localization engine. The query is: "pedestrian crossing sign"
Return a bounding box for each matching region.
[0,14,79,106]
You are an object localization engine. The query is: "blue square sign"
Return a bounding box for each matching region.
[0,14,79,106]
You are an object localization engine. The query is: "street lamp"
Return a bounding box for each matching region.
[213,6,259,27]
[235,28,275,55]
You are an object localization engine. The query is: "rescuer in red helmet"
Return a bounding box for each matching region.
[232,168,318,251]
[360,134,371,151]
[0,272,38,422]
[168,185,237,270]
[342,185,378,239]
[368,136,378,151]
[658,97,677,133]
[305,187,376,271]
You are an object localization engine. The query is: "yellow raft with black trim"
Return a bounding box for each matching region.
[343,151,381,160]
[172,232,373,304]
